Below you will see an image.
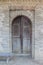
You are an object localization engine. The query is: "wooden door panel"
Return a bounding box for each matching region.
[12,17,21,53]
[22,16,31,54]
[23,39,30,54]
[12,38,21,53]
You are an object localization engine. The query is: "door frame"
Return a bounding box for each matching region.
[9,10,35,58]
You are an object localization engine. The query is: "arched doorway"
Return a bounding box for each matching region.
[12,15,32,56]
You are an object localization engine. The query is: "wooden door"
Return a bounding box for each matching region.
[12,16,32,55]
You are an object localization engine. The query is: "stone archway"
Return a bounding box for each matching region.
[10,10,35,58]
[12,15,32,56]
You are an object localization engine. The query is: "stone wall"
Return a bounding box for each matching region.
[0,4,43,62]
[0,7,11,53]
[35,6,43,61]
[0,0,43,10]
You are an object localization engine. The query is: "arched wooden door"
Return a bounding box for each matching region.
[12,16,32,55]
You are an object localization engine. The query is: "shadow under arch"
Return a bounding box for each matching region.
[12,15,32,57]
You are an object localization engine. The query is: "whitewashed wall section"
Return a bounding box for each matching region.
[0,8,10,53]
